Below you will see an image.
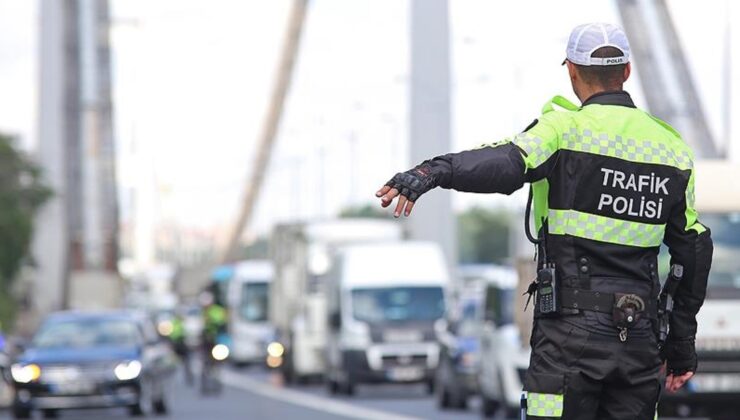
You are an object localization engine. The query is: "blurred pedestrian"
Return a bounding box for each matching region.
[199,289,227,395]
[170,311,193,386]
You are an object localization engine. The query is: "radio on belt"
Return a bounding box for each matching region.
[537,264,558,314]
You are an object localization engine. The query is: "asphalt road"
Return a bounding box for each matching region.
[0,366,708,420]
[0,364,488,420]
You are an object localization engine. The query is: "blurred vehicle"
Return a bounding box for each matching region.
[325,241,448,395]
[227,260,275,367]
[467,265,529,419]
[10,310,176,419]
[434,293,482,410]
[660,162,740,419]
[270,219,403,383]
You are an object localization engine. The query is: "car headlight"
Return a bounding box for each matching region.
[114,360,142,381]
[157,320,174,336]
[266,342,285,369]
[11,364,41,383]
[211,344,230,361]
[267,342,284,358]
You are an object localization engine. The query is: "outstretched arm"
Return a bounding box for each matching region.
[376,115,562,217]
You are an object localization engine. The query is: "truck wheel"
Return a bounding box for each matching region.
[426,379,435,394]
[480,395,500,418]
[436,384,450,409]
[12,405,31,419]
[454,391,469,410]
[342,381,355,396]
[327,378,339,395]
[42,409,58,418]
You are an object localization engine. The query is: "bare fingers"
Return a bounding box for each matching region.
[393,195,408,218]
[376,185,416,217]
[404,200,415,217]
[376,185,391,197]
[666,371,694,393]
[380,188,399,208]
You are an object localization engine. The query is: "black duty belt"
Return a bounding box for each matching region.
[560,287,655,315]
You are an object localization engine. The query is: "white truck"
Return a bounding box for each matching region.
[660,161,740,418]
[325,241,449,395]
[226,260,274,366]
[270,219,403,383]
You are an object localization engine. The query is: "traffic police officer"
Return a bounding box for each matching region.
[376,23,713,419]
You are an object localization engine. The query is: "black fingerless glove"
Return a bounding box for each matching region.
[661,337,697,375]
[385,162,437,202]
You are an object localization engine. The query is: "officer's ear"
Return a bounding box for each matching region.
[623,62,631,83]
[566,61,578,83]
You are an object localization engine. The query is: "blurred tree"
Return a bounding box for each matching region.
[457,207,511,264]
[339,203,391,219]
[0,134,51,327]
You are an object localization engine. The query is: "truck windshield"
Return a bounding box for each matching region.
[661,213,740,296]
[351,287,445,324]
[703,213,740,292]
[239,282,269,322]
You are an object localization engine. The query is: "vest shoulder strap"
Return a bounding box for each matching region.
[541,95,580,114]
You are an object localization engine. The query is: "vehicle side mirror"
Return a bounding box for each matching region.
[329,312,341,330]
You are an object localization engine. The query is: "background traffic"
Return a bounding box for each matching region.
[0,0,738,419]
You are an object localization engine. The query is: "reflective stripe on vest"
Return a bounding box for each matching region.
[526,392,564,417]
[548,209,665,248]
[560,128,693,170]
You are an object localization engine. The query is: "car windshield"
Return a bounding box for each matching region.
[239,282,269,322]
[351,287,445,324]
[32,318,141,349]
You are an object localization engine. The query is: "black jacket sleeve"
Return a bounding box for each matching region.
[424,117,562,195]
[426,143,527,195]
[663,170,714,340]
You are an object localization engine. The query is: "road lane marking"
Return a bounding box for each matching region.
[220,370,424,420]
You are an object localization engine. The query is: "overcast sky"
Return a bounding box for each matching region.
[0,0,737,247]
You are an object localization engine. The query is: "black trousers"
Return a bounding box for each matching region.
[524,314,662,419]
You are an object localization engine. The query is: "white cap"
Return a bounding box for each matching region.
[565,23,631,66]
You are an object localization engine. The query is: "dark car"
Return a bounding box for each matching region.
[435,296,482,410]
[10,310,177,419]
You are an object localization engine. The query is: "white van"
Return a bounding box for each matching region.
[227,260,274,366]
[325,241,449,395]
[270,219,403,383]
